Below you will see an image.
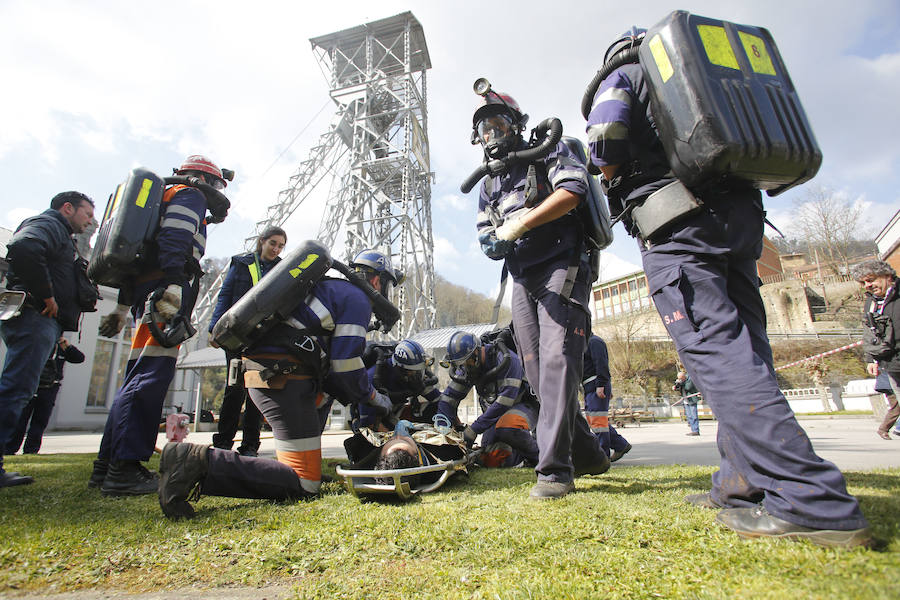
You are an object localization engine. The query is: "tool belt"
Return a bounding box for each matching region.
[243,353,316,390]
[630,180,704,242]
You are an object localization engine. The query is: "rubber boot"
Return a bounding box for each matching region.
[101,460,158,496]
[88,458,108,489]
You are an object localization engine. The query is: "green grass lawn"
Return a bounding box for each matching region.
[1,453,898,599]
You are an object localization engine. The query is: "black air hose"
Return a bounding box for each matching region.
[580,45,642,120]
[164,175,231,223]
[459,117,564,194]
[330,260,401,333]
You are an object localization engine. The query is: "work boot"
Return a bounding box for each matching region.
[0,470,34,487]
[574,452,611,477]
[88,458,108,488]
[237,447,258,458]
[610,443,632,463]
[529,480,575,500]
[684,492,720,510]
[158,442,210,520]
[716,506,873,549]
[101,460,158,496]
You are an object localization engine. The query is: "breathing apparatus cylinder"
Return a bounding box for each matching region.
[460,117,563,194]
[212,240,333,352]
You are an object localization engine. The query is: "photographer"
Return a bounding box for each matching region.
[852,259,900,439]
[0,191,94,487]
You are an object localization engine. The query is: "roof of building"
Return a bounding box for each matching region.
[176,346,226,370]
[409,323,499,351]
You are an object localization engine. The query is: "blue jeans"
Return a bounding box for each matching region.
[684,402,700,433]
[0,308,61,467]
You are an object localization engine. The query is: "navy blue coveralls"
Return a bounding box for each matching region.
[583,335,629,456]
[196,278,380,502]
[97,184,208,465]
[208,252,281,453]
[586,62,867,529]
[478,142,608,483]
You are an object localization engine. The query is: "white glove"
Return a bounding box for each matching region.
[496,216,530,241]
[155,284,182,321]
[99,304,130,337]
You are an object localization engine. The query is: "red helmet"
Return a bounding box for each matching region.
[176,155,226,188]
[472,91,526,128]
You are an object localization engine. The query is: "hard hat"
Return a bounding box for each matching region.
[393,340,427,372]
[446,331,481,365]
[176,155,227,189]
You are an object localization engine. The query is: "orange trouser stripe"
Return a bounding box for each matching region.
[586,414,609,429]
[276,448,322,481]
[496,413,530,430]
[131,322,167,348]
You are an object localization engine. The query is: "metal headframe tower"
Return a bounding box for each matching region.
[191,11,435,339]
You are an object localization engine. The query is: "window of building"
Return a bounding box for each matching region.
[86,323,132,409]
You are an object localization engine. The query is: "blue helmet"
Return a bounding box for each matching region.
[604,26,647,64]
[446,330,480,365]
[350,248,404,296]
[393,340,427,372]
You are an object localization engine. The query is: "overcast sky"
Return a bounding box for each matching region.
[1,0,898,298]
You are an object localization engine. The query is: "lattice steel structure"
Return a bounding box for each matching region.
[192,11,435,338]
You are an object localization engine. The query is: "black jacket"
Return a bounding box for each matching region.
[862,278,900,372]
[5,209,81,331]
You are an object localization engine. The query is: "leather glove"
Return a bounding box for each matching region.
[368,390,393,417]
[155,284,182,321]
[98,304,130,337]
[463,425,477,446]
[495,216,530,241]
[478,232,514,260]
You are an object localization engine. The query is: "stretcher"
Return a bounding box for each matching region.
[336,424,481,500]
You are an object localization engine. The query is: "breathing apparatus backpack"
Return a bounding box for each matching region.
[211,240,401,355]
[581,10,822,197]
[88,167,231,288]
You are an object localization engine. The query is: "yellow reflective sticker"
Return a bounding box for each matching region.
[135,178,154,208]
[697,25,739,70]
[289,253,319,278]
[738,31,776,75]
[648,34,674,83]
[108,184,124,220]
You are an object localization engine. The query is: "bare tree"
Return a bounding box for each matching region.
[792,186,864,276]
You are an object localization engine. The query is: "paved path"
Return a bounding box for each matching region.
[28,415,900,471]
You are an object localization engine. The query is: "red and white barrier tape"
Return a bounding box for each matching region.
[774,340,863,371]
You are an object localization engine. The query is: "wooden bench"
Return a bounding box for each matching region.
[610,408,656,428]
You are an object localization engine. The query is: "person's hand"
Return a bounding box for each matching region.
[463,425,477,446]
[478,232,514,260]
[369,390,393,416]
[495,216,530,241]
[155,284,182,320]
[41,297,59,318]
[867,362,879,377]
[98,304,131,337]
[58,337,69,350]
[596,388,606,399]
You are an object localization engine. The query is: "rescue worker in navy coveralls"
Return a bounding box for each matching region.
[90,155,228,496]
[208,226,288,457]
[343,339,442,463]
[438,331,539,468]
[472,89,609,499]
[156,249,398,519]
[0,191,95,487]
[583,334,631,462]
[585,28,869,546]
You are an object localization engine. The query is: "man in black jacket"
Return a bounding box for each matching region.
[852,259,900,439]
[0,191,94,487]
